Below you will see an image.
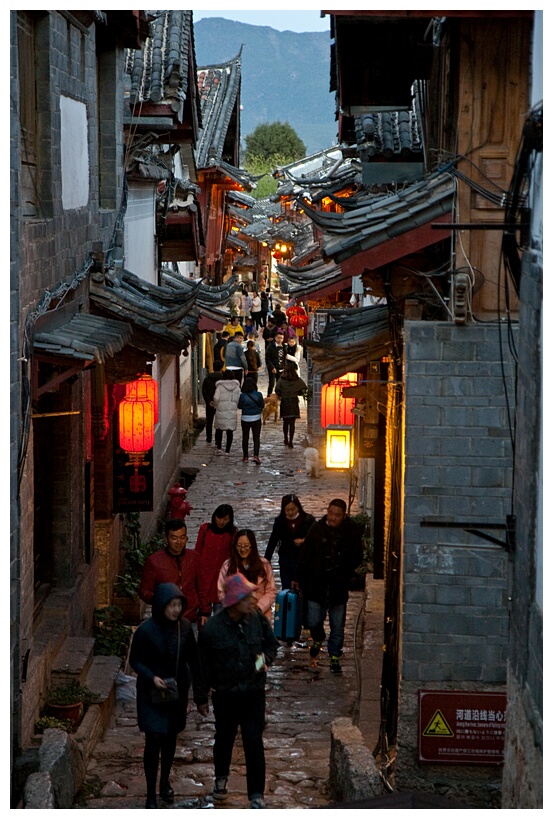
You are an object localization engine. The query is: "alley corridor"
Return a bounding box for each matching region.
[75,360,384,809]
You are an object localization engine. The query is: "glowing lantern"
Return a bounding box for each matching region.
[126,374,158,423]
[119,380,155,455]
[289,313,308,330]
[320,373,358,428]
[325,425,354,469]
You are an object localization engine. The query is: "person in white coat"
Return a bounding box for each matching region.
[212,371,241,457]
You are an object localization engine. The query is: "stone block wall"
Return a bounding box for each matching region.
[501,246,542,807]
[396,321,517,804]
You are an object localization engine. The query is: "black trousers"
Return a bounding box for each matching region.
[212,689,266,799]
[267,369,283,396]
[144,732,177,797]
[205,404,216,442]
[241,418,261,457]
[215,429,234,452]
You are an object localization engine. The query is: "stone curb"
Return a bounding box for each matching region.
[329,717,382,803]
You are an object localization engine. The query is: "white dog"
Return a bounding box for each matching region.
[304,447,322,478]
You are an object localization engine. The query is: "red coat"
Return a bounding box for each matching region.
[138,548,199,622]
[194,523,235,615]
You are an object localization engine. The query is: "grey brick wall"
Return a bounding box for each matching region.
[402,322,514,679]
[395,321,516,803]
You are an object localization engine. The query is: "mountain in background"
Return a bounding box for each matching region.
[193,16,337,157]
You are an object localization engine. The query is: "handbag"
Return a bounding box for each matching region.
[150,623,180,703]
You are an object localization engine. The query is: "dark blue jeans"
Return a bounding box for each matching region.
[307,600,347,657]
[212,689,266,799]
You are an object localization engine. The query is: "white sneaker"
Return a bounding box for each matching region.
[216,449,223,456]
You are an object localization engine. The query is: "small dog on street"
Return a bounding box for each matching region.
[262,394,280,424]
[304,446,322,478]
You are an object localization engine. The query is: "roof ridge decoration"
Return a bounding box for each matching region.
[125,9,195,117]
[196,53,242,168]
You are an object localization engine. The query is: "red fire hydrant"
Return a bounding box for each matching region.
[168,482,192,520]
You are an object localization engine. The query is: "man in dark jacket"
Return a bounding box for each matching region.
[198,573,279,809]
[265,331,287,396]
[201,360,223,443]
[213,331,230,367]
[138,519,200,623]
[292,499,363,674]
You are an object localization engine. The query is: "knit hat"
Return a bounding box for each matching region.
[222,572,259,608]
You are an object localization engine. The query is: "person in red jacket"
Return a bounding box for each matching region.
[194,504,237,626]
[139,519,200,623]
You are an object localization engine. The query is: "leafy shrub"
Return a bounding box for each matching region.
[35,715,74,733]
[93,606,132,660]
[46,680,98,706]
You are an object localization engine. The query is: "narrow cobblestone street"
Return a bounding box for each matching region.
[76,356,384,809]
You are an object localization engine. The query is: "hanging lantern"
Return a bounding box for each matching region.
[126,374,158,423]
[325,425,354,469]
[320,373,358,428]
[286,305,304,318]
[289,313,308,330]
[118,381,155,455]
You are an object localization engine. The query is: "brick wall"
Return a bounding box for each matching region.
[396,321,517,805]
[12,11,125,755]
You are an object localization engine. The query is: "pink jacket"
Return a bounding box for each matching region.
[217,557,277,618]
[194,522,235,614]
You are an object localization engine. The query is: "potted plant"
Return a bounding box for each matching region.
[45,680,98,731]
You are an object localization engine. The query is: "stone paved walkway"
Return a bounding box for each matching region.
[75,353,381,809]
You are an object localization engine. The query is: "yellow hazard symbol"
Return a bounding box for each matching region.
[423,709,454,737]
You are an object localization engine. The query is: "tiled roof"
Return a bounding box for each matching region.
[278,257,345,298]
[354,107,423,162]
[196,53,242,168]
[160,269,240,308]
[304,305,390,383]
[272,148,362,202]
[33,313,132,364]
[298,170,455,263]
[91,268,199,354]
[125,10,199,124]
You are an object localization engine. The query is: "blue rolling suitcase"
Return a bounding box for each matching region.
[273,589,302,642]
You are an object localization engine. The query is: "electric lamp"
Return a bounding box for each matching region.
[325,425,354,469]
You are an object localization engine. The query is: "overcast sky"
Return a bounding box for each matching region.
[191,8,330,33]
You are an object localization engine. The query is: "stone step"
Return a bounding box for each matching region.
[51,637,96,686]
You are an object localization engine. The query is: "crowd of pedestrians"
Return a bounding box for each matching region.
[132,495,363,809]
[202,286,309,462]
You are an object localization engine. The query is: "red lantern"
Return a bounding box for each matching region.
[286,305,303,318]
[289,313,308,330]
[118,388,155,454]
[320,373,358,428]
[126,374,158,423]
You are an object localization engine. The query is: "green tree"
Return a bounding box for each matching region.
[244,121,306,165]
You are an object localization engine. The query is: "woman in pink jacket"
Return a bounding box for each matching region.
[217,529,277,620]
[195,504,237,626]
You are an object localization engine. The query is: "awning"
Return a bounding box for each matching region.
[33,308,132,364]
[304,305,390,383]
[278,257,350,299]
